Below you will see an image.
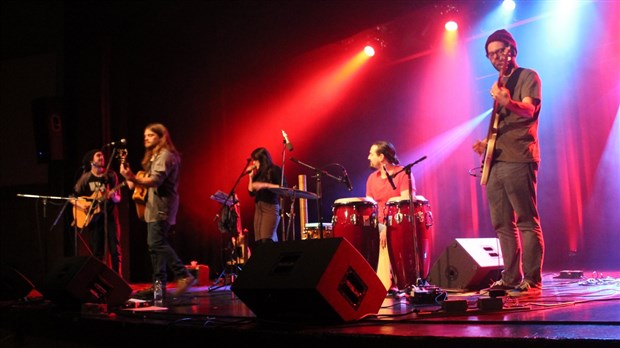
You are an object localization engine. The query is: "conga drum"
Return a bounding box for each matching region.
[385,195,433,289]
[331,197,379,270]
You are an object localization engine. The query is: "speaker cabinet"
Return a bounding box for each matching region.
[429,238,503,291]
[41,256,132,308]
[231,238,387,323]
[32,96,64,162]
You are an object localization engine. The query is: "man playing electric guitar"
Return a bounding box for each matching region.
[472,29,545,294]
[71,149,124,275]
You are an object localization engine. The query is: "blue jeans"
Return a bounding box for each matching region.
[486,161,544,286]
[147,220,189,285]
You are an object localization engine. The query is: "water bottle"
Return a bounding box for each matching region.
[153,279,163,307]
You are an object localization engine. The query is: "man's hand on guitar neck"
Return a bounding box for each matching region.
[119,163,137,190]
[490,82,512,107]
[473,139,487,155]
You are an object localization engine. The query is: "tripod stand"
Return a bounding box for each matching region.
[209,203,244,292]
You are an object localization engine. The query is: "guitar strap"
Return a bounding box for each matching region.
[505,67,523,97]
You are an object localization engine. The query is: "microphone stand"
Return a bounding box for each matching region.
[101,147,118,270]
[280,140,289,241]
[290,157,342,239]
[392,156,427,287]
[16,193,77,277]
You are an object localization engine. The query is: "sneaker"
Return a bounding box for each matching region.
[173,274,196,297]
[488,279,516,290]
[512,280,541,293]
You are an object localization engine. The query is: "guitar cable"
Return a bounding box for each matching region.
[468,167,481,177]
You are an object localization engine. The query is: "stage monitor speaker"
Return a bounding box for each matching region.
[231,237,387,323]
[41,256,132,308]
[428,238,503,291]
[0,264,35,301]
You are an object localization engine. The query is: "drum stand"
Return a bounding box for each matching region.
[392,156,428,288]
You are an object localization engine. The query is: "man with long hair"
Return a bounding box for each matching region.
[120,123,194,298]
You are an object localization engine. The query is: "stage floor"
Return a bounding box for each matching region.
[2,269,620,347]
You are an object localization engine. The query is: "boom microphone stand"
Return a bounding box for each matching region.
[280,131,294,241]
[289,157,350,238]
[391,155,427,287]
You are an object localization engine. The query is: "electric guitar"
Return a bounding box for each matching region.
[480,48,512,185]
[73,149,128,229]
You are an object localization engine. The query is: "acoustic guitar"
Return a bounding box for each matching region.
[480,48,512,185]
[73,149,128,229]
[132,171,148,220]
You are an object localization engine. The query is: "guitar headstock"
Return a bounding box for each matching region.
[116,148,128,168]
[498,47,513,78]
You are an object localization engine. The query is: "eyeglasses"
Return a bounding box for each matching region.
[487,47,508,59]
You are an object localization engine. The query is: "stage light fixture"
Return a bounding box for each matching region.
[436,3,460,33]
[502,0,516,11]
[361,25,387,58]
[444,20,458,31]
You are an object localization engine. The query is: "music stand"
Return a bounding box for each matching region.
[209,161,249,292]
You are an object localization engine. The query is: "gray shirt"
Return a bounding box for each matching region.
[495,67,542,163]
[144,149,180,225]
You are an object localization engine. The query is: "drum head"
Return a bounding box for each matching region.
[386,195,429,205]
[386,196,410,205]
[415,195,428,203]
[333,197,377,205]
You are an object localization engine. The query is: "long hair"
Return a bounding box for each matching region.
[373,140,400,165]
[251,147,273,173]
[141,123,179,169]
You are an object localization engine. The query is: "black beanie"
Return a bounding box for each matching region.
[82,149,100,168]
[485,29,517,56]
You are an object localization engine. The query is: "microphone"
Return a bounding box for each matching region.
[104,139,126,147]
[342,168,353,191]
[412,155,427,166]
[383,165,397,190]
[245,165,256,175]
[281,130,293,151]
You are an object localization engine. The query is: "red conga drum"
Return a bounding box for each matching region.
[331,197,379,270]
[385,195,433,289]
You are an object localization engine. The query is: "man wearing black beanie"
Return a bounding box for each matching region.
[72,149,124,276]
[473,29,545,294]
